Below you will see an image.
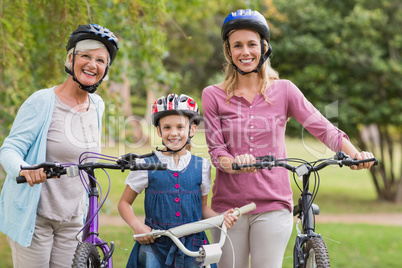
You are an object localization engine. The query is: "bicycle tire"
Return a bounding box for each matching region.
[302,237,330,268]
[72,242,101,268]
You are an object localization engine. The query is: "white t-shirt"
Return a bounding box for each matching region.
[125,150,212,196]
[38,95,100,221]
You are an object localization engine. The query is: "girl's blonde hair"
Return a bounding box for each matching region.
[222,30,279,103]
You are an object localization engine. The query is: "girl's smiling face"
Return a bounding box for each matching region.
[157,114,196,155]
[228,29,261,73]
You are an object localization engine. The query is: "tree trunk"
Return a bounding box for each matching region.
[359,124,401,203]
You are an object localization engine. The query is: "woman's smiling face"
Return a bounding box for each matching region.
[72,47,109,86]
[228,29,261,73]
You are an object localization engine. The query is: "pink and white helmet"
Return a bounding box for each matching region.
[151,94,200,126]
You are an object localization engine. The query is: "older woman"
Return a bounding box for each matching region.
[0,24,118,267]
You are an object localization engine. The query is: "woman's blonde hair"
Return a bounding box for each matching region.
[222,30,279,103]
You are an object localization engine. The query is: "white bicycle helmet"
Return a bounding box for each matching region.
[151,94,200,126]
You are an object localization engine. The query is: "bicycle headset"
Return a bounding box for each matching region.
[222,9,272,75]
[65,24,119,93]
[151,94,200,154]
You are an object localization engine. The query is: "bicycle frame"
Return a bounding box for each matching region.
[293,171,320,268]
[232,151,377,268]
[17,151,166,268]
[82,169,114,268]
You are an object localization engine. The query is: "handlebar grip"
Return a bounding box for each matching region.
[139,152,155,158]
[133,163,167,170]
[232,163,255,170]
[232,163,241,170]
[233,202,257,217]
[342,157,378,167]
[16,176,27,184]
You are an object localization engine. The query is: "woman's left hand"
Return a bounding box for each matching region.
[351,151,376,170]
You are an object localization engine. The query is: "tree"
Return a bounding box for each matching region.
[0,0,101,144]
[269,0,402,202]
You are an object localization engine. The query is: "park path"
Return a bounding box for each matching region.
[100,213,402,227]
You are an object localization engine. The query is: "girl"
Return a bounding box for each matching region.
[118,94,237,268]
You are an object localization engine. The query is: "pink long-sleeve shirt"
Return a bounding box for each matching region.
[202,79,348,213]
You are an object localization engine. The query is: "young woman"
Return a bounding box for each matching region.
[118,94,237,268]
[202,9,375,268]
[0,24,118,267]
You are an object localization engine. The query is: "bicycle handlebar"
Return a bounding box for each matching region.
[232,151,378,176]
[16,151,167,184]
[132,204,256,266]
[133,202,256,241]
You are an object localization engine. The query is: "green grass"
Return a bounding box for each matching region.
[1,222,401,268]
[0,134,401,267]
[283,223,402,268]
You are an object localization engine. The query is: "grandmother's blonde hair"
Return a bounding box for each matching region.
[222,30,279,103]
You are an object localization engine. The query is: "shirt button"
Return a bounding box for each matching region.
[250,126,254,129]
[251,115,254,119]
[175,197,180,203]
[250,148,253,152]
[175,184,180,189]
[250,106,253,108]
[250,137,254,140]
[173,172,178,177]
[176,212,180,217]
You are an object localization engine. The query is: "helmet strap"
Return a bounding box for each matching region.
[65,46,109,93]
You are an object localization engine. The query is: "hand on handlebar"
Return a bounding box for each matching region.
[19,168,47,187]
[133,222,154,245]
[351,151,376,170]
[234,154,258,174]
[222,209,238,230]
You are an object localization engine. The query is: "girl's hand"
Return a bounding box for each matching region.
[133,223,154,244]
[223,209,238,230]
[234,154,257,174]
[19,168,47,187]
[351,151,375,170]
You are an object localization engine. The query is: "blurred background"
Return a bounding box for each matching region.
[0,0,401,267]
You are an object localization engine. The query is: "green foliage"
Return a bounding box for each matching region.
[270,0,402,135]
[269,0,402,201]
[0,0,32,140]
[0,0,99,143]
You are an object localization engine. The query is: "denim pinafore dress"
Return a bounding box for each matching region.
[126,154,216,268]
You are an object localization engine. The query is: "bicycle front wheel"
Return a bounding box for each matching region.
[303,237,330,268]
[72,242,101,268]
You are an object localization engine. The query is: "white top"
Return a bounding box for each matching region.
[125,151,212,196]
[38,95,100,221]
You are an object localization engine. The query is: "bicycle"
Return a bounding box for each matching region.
[232,151,378,268]
[16,151,167,268]
[132,202,257,268]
